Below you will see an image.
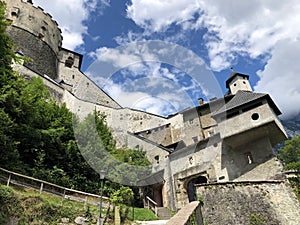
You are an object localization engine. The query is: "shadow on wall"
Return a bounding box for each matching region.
[221,136,276,181]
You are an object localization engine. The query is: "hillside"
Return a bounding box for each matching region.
[0,185,97,224]
[0,185,158,225]
[282,119,300,138]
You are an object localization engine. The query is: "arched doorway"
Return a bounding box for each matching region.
[187,176,207,202]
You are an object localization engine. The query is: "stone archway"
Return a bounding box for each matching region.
[187,176,208,202]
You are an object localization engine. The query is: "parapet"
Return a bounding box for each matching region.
[4,0,62,54]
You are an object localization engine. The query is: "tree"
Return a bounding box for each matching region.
[278,135,300,172]
[278,135,300,201]
[0,0,23,169]
[0,1,18,77]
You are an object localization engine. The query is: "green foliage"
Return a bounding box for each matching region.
[0,1,18,76]
[111,186,134,206]
[0,185,22,224]
[0,0,151,210]
[278,135,300,201]
[196,194,204,206]
[0,185,96,224]
[278,135,300,172]
[249,213,266,225]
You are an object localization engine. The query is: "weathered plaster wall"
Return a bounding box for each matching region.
[57,49,122,109]
[221,137,283,181]
[217,103,285,143]
[181,109,202,146]
[135,124,173,147]
[196,181,300,225]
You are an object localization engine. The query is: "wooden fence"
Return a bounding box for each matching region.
[0,167,110,209]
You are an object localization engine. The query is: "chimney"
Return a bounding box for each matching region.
[198,98,204,105]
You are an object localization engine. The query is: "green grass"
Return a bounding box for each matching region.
[127,207,158,221]
[0,185,102,224]
[0,185,158,224]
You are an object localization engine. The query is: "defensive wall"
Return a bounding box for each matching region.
[196,180,300,224]
[4,0,62,79]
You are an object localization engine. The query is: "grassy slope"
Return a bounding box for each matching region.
[0,185,157,224]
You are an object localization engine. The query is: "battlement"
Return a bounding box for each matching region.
[4,0,62,79]
[4,0,62,53]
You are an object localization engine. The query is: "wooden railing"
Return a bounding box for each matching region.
[145,196,158,216]
[0,167,109,208]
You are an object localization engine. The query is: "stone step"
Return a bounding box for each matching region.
[136,220,169,225]
[157,207,172,220]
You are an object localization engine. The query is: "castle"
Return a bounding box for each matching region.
[4,1,300,223]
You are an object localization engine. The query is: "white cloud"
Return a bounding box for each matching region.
[126,0,300,119]
[33,0,109,50]
[86,44,205,116]
[127,0,200,33]
[127,0,300,71]
[254,39,300,120]
[87,62,196,116]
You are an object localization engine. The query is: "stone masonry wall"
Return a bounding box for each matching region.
[196,181,300,225]
[7,26,58,79]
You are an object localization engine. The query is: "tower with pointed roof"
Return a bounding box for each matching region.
[226,71,253,95]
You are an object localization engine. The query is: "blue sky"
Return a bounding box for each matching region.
[33,0,300,120]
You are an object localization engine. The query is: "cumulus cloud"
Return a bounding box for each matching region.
[126,0,200,33]
[126,0,300,119]
[86,41,221,116]
[127,0,300,70]
[33,0,109,50]
[254,39,300,119]
[87,61,197,116]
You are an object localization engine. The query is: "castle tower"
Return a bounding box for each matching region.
[226,71,253,95]
[4,0,62,79]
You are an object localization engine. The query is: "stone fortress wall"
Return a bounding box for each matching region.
[57,48,122,108]
[196,181,300,225]
[4,0,62,79]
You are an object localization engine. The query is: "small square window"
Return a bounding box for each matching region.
[192,136,198,143]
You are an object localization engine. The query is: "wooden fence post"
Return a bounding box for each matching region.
[7,173,11,186]
[39,182,44,194]
[61,189,66,205]
[84,196,88,209]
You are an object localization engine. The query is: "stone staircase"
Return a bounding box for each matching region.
[157,207,172,220]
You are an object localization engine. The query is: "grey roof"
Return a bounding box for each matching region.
[213,91,267,116]
[137,169,164,186]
